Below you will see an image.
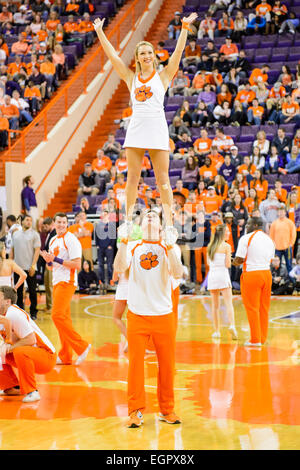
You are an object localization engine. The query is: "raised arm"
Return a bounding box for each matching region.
[93,17,134,91]
[160,12,198,89]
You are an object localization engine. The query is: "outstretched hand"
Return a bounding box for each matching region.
[182,12,198,24]
[93,17,105,32]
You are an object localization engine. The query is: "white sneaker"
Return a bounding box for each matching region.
[75,344,91,365]
[244,341,262,347]
[212,331,221,339]
[22,390,41,403]
[228,325,238,340]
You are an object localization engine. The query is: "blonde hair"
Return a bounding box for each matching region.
[207,224,226,261]
[134,41,159,74]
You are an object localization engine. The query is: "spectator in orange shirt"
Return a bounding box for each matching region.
[0,7,12,24]
[250,169,268,201]
[0,95,19,133]
[217,83,232,106]
[0,108,9,149]
[141,154,151,177]
[24,81,42,115]
[113,173,127,206]
[219,37,239,62]
[278,95,300,125]
[194,129,212,158]
[208,145,224,169]
[92,148,112,181]
[238,155,257,180]
[155,41,170,67]
[189,71,206,95]
[173,179,190,199]
[249,65,269,87]
[182,38,201,69]
[236,83,256,109]
[40,56,57,95]
[247,98,265,125]
[77,13,95,47]
[244,188,259,215]
[11,33,30,55]
[214,174,228,200]
[274,179,287,203]
[198,13,216,40]
[199,156,218,183]
[46,12,60,33]
[216,12,234,37]
[64,15,79,34]
[202,186,222,214]
[68,211,94,267]
[115,150,128,176]
[232,172,249,199]
[65,0,80,15]
[254,0,272,22]
[7,55,26,78]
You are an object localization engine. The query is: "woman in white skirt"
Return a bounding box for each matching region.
[207,224,237,340]
[93,12,198,237]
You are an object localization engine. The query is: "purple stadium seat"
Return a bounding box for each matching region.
[288,47,300,61]
[223,126,240,140]
[170,159,186,169]
[259,124,278,141]
[236,141,252,156]
[191,127,201,140]
[262,35,278,48]
[144,177,156,188]
[271,47,288,62]
[280,174,299,186]
[254,49,271,63]
[277,37,293,48]
[115,128,126,138]
[264,174,278,185]
[245,49,255,62]
[280,123,296,137]
[242,36,261,49]
[239,125,260,142]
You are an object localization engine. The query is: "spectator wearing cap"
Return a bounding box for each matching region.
[219,37,239,62]
[219,154,236,185]
[202,186,222,214]
[270,204,296,273]
[197,13,216,40]
[168,11,182,40]
[229,145,242,168]
[78,163,103,196]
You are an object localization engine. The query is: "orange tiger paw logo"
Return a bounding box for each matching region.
[135,85,153,102]
[140,252,159,270]
[53,247,59,256]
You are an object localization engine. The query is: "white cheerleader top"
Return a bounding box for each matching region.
[130,70,165,117]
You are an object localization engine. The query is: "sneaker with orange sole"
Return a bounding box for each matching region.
[159,412,181,424]
[127,410,144,428]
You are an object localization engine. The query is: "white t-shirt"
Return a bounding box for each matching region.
[236,230,275,272]
[4,304,56,354]
[126,239,173,316]
[49,231,82,286]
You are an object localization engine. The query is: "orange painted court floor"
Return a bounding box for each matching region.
[1,294,300,450]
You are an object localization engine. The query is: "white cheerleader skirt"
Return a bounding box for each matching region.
[115,278,128,301]
[207,268,232,291]
[123,111,170,151]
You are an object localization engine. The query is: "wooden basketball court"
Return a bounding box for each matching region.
[1,294,300,450]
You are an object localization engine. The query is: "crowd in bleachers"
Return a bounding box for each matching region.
[0,0,125,149]
[70,0,300,295]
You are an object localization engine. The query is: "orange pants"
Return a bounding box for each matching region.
[127,309,176,416]
[52,282,89,364]
[0,346,56,395]
[240,270,272,344]
[146,286,180,350]
[194,247,209,283]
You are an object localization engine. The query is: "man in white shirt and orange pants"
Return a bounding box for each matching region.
[41,212,91,366]
[233,217,275,346]
[0,285,56,402]
[114,211,183,428]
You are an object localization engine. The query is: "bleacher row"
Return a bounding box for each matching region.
[2,2,117,70]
